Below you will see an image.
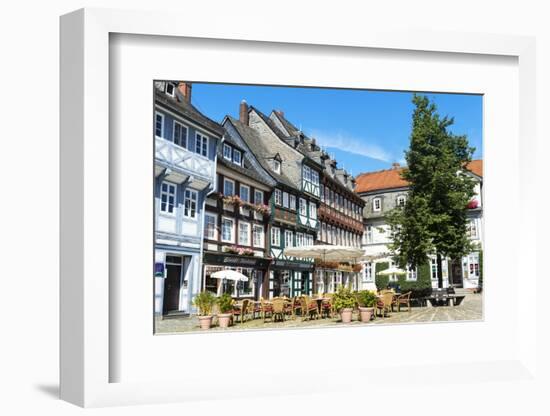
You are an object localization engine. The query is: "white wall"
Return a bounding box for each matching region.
[2,1,549,415]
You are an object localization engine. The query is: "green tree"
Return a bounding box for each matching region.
[387,94,476,288]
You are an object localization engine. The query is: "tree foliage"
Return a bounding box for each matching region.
[387,95,476,278]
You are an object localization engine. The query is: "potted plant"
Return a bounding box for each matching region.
[332,285,356,323]
[356,290,377,322]
[216,293,234,328]
[193,291,216,329]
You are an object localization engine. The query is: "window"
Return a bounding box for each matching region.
[253,225,264,248]
[468,219,478,239]
[284,230,294,248]
[271,227,280,246]
[274,189,282,206]
[273,159,281,174]
[173,121,188,148]
[254,190,264,205]
[309,202,317,219]
[155,112,164,137]
[397,195,406,207]
[221,218,235,243]
[296,233,304,247]
[223,143,232,160]
[299,198,307,216]
[195,133,208,157]
[468,253,480,278]
[320,185,324,201]
[282,192,289,208]
[406,266,417,281]
[330,190,335,207]
[373,198,381,212]
[165,82,175,96]
[303,165,311,182]
[160,182,176,214]
[204,213,217,240]
[430,257,438,280]
[289,194,296,211]
[240,184,250,203]
[364,262,373,282]
[238,222,251,246]
[327,225,332,244]
[183,189,198,218]
[306,234,314,246]
[233,149,242,165]
[223,178,235,196]
[311,170,319,186]
[321,223,327,242]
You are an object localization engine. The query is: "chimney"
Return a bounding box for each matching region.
[276,110,285,117]
[177,82,192,103]
[239,100,249,125]
[392,162,400,170]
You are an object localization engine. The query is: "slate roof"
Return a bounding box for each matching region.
[355,160,483,193]
[154,84,224,137]
[217,123,274,187]
[225,116,297,189]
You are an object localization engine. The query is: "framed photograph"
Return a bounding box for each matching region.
[60,8,538,408]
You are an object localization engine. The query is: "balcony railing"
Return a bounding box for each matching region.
[318,204,363,233]
[155,136,214,181]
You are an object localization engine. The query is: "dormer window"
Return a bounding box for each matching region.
[223,143,232,161]
[273,159,281,174]
[165,82,175,97]
[233,149,242,166]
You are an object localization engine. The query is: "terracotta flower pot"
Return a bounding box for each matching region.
[217,313,232,328]
[198,315,213,330]
[340,308,353,323]
[359,307,374,322]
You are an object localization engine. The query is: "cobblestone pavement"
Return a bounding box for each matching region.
[155,293,483,334]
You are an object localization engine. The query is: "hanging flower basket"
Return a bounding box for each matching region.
[467,199,479,209]
[251,203,271,216]
[222,195,244,207]
[224,246,255,256]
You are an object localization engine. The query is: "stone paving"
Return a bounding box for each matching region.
[155,293,483,334]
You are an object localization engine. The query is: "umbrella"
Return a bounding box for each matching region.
[211,269,249,296]
[377,266,407,275]
[283,245,364,262]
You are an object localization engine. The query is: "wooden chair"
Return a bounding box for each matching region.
[320,297,333,319]
[375,292,394,317]
[396,291,412,312]
[289,296,302,319]
[232,299,249,324]
[260,297,273,322]
[247,300,261,320]
[271,298,287,322]
[300,296,318,321]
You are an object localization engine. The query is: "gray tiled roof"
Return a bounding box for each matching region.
[154,86,224,137]
[231,112,301,190]
[217,125,274,187]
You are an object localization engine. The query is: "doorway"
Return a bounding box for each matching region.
[163,255,184,314]
[450,260,464,288]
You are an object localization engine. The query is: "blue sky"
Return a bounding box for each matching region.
[190,83,483,175]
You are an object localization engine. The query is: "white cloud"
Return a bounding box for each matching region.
[310,130,393,163]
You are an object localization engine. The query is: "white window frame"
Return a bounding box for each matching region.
[223,178,235,196]
[274,189,282,206]
[204,212,218,240]
[223,143,232,161]
[309,202,317,219]
[165,82,175,96]
[469,219,479,239]
[364,262,373,282]
[303,165,311,182]
[284,230,294,248]
[195,132,209,157]
[406,266,418,281]
[239,184,250,203]
[373,198,381,212]
[233,149,242,165]
[254,190,264,205]
[282,192,289,208]
[172,120,188,148]
[296,232,304,247]
[253,225,264,248]
[299,198,307,216]
[238,221,251,246]
[271,227,280,247]
[289,194,296,211]
[221,217,235,243]
[183,189,198,219]
[430,257,439,280]
[155,111,164,138]
[160,181,177,215]
[273,159,281,174]
[397,195,406,207]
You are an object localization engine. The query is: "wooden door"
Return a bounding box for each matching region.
[163,262,182,313]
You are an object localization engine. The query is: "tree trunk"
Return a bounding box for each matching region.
[436,253,443,288]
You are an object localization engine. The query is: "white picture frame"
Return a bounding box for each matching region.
[60,7,539,408]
